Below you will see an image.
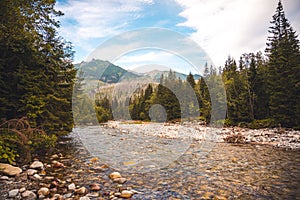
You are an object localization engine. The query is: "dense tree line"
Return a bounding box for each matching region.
[95,1,299,129]
[0,0,75,163]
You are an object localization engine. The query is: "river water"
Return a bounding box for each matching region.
[66,125,300,199]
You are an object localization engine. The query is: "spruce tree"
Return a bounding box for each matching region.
[265,0,300,127]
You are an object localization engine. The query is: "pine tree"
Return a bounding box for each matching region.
[265,0,300,127]
[0,0,76,133]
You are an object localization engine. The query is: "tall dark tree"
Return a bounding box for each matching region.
[0,0,76,133]
[265,0,300,127]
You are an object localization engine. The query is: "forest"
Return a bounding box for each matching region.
[0,0,299,165]
[93,1,299,130]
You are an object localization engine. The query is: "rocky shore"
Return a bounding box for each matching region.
[1,121,299,199]
[0,154,141,200]
[105,121,300,150]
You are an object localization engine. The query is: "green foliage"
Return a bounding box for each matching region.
[0,140,18,164]
[0,0,76,134]
[265,1,300,128]
[248,119,276,129]
[0,118,57,164]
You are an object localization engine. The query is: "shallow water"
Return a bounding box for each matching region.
[68,125,300,199]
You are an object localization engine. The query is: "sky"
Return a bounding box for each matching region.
[56,0,300,74]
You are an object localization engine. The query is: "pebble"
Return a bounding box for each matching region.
[52,160,64,168]
[113,177,127,184]
[79,197,90,200]
[0,163,22,176]
[68,183,76,190]
[38,187,50,197]
[22,190,37,199]
[27,169,38,176]
[75,186,88,195]
[63,193,73,198]
[30,161,44,170]
[33,174,42,180]
[0,176,9,180]
[120,190,133,198]
[8,189,19,198]
[20,187,26,193]
[90,183,101,191]
[109,172,122,179]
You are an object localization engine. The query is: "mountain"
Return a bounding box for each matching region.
[75,59,140,83]
[143,70,201,82]
[75,59,201,84]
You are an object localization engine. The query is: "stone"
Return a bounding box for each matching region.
[52,160,64,168]
[8,189,19,198]
[75,186,88,195]
[33,173,42,180]
[51,154,59,159]
[79,197,90,200]
[113,177,127,184]
[109,172,122,180]
[90,183,101,191]
[30,161,44,170]
[0,175,9,180]
[51,194,64,200]
[120,190,133,198]
[22,190,37,199]
[19,187,26,193]
[63,193,73,198]
[27,169,38,176]
[38,187,50,197]
[68,183,76,190]
[114,192,121,197]
[0,163,22,176]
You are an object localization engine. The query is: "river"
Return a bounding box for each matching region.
[65,124,300,199]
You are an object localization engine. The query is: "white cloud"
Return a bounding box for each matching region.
[175,0,300,66]
[56,0,154,62]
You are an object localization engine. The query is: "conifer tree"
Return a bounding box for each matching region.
[265,0,300,127]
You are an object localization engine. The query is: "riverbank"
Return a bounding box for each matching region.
[1,121,299,199]
[105,121,300,150]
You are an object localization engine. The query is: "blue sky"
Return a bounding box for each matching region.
[56,0,300,74]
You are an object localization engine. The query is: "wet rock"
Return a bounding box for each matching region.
[27,169,38,176]
[109,172,122,179]
[38,187,50,197]
[51,154,59,159]
[20,187,26,193]
[8,189,19,198]
[68,183,76,190]
[113,177,127,184]
[50,179,60,188]
[52,161,64,168]
[33,174,42,180]
[120,190,133,198]
[75,186,88,195]
[30,161,44,170]
[22,190,37,199]
[79,197,90,200]
[0,163,22,176]
[63,193,73,198]
[51,194,64,200]
[90,183,101,191]
[0,175,9,180]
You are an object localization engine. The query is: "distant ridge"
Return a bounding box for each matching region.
[75,59,201,84]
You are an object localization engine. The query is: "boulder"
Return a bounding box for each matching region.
[0,163,22,176]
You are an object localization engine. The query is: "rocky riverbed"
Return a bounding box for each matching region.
[1,121,300,199]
